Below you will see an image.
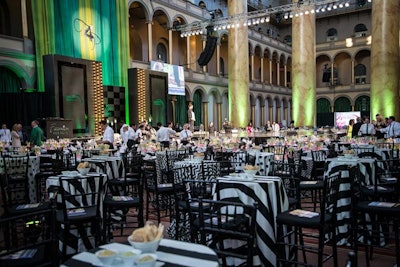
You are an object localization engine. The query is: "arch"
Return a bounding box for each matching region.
[208,87,222,103]
[156,42,167,62]
[317,98,331,113]
[151,8,172,29]
[0,60,31,88]
[326,28,338,37]
[354,23,367,33]
[354,95,370,112]
[129,1,149,61]
[128,1,150,22]
[0,66,23,93]
[334,96,351,112]
[254,45,262,58]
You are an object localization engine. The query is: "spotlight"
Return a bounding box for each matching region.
[266,16,270,23]
[345,2,350,7]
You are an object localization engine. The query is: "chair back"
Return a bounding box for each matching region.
[273,145,287,162]
[320,173,342,224]
[197,198,258,266]
[201,160,221,181]
[58,175,104,220]
[0,206,58,266]
[270,161,302,208]
[354,145,375,155]
[287,148,303,164]
[311,150,327,179]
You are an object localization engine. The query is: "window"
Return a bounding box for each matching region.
[156,43,167,62]
[326,28,337,41]
[354,24,367,38]
[354,64,367,84]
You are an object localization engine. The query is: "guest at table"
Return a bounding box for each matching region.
[377,116,400,138]
[29,120,44,147]
[272,121,280,136]
[146,124,157,139]
[265,121,272,132]
[156,121,176,148]
[374,114,386,139]
[346,119,354,138]
[136,124,145,141]
[11,124,22,148]
[179,123,192,145]
[121,124,136,148]
[97,120,114,149]
[352,117,363,138]
[0,123,11,143]
[359,117,376,136]
[208,121,215,136]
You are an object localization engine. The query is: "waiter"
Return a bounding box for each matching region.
[179,123,192,145]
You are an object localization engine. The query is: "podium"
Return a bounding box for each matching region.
[46,119,73,139]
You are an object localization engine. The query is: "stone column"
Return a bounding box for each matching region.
[291,3,316,127]
[251,105,255,125]
[269,106,273,122]
[284,64,287,87]
[217,103,222,131]
[277,61,280,86]
[351,59,355,85]
[260,57,264,83]
[216,41,221,75]
[168,29,173,64]
[147,22,153,61]
[260,105,265,126]
[250,53,255,81]
[21,0,28,38]
[202,102,208,131]
[371,0,400,119]
[186,36,191,70]
[202,37,207,73]
[189,36,197,70]
[331,62,334,85]
[228,0,249,128]
[269,59,273,84]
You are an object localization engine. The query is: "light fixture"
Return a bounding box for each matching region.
[74,18,101,46]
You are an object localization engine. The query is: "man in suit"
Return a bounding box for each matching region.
[352,117,363,138]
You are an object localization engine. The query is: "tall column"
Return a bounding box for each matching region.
[228,0,249,128]
[202,102,208,131]
[217,103,222,131]
[260,106,265,126]
[269,59,273,84]
[284,64,287,87]
[277,61,280,86]
[331,62,334,85]
[351,59,355,85]
[216,41,221,75]
[251,105,255,125]
[21,0,28,38]
[147,22,153,61]
[269,106,273,122]
[186,36,190,69]
[189,36,197,70]
[292,3,316,127]
[260,57,264,82]
[250,53,255,81]
[168,29,173,64]
[371,0,400,119]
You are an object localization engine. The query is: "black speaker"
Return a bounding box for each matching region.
[197,35,217,67]
[322,72,330,83]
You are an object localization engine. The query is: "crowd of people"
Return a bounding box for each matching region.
[0,120,45,148]
[347,114,400,139]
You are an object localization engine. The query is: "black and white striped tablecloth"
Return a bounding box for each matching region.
[324,157,375,245]
[60,239,219,267]
[217,175,289,267]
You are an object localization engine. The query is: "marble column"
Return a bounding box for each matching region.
[260,57,264,83]
[217,103,222,131]
[250,53,255,81]
[277,61,280,86]
[371,0,400,119]
[189,36,197,70]
[351,59,355,85]
[216,41,221,75]
[291,3,316,127]
[186,36,191,69]
[269,59,273,84]
[251,105,255,125]
[21,0,28,38]
[202,102,208,131]
[284,64,287,87]
[331,62,334,85]
[202,37,207,73]
[147,22,153,61]
[269,106,273,122]
[168,29,173,64]
[261,106,265,126]
[228,0,249,128]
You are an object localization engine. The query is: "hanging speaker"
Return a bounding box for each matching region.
[322,72,330,83]
[197,36,217,67]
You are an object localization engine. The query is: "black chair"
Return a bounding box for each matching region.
[56,174,104,260]
[276,173,342,267]
[1,153,49,216]
[270,160,302,209]
[0,206,59,267]
[102,153,144,243]
[349,165,400,267]
[196,198,258,267]
[354,145,375,155]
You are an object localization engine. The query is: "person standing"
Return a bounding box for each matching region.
[377,116,400,138]
[188,103,195,132]
[0,124,11,143]
[97,120,114,149]
[359,117,376,136]
[352,117,363,138]
[11,124,22,148]
[346,119,355,138]
[179,123,192,145]
[30,120,43,146]
[156,121,176,148]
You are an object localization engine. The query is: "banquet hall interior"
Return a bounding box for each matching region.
[0,0,399,266]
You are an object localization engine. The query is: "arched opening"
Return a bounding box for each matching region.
[334,97,351,112]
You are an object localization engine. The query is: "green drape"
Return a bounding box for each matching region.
[175,95,186,126]
[334,97,351,112]
[31,0,130,121]
[0,67,22,93]
[193,91,202,126]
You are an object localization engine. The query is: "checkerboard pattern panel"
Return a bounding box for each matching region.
[103,86,125,118]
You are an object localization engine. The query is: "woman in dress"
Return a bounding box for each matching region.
[11,123,22,148]
[346,119,354,138]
